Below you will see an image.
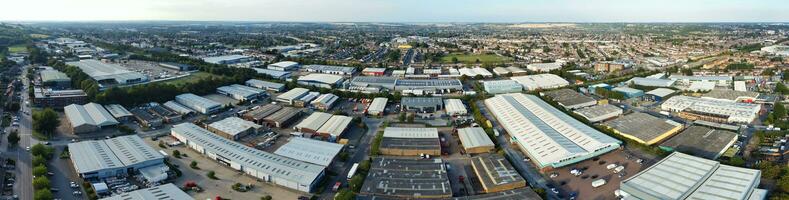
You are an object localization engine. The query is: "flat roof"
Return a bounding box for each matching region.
[362,67,386,73]
[105,135,165,167]
[246,79,285,89]
[217,84,266,99]
[573,104,622,122]
[317,115,353,136]
[444,99,467,114]
[65,103,119,128]
[252,67,292,77]
[264,107,303,123]
[702,89,760,101]
[269,61,299,68]
[274,137,343,166]
[483,80,523,94]
[661,95,760,123]
[295,112,333,131]
[202,55,250,64]
[360,157,451,198]
[457,127,494,150]
[208,117,261,137]
[175,93,221,111]
[471,154,526,189]
[669,75,732,81]
[244,104,282,120]
[303,64,357,73]
[68,135,162,174]
[277,88,310,102]
[646,88,676,97]
[311,93,338,106]
[484,93,621,168]
[402,97,443,108]
[660,126,738,160]
[99,183,191,200]
[171,123,324,186]
[451,188,541,200]
[510,74,569,91]
[542,89,596,109]
[40,69,69,82]
[66,60,147,84]
[384,127,438,139]
[604,112,682,144]
[104,104,133,118]
[368,97,388,113]
[630,77,675,87]
[298,73,344,85]
[163,101,194,115]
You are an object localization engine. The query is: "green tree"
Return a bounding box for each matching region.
[774,103,787,120]
[757,162,782,179]
[33,176,50,190]
[451,57,459,64]
[776,82,789,95]
[34,189,53,200]
[173,150,181,159]
[32,165,47,177]
[349,175,365,192]
[207,171,218,179]
[778,175,789,193]
[190,161,199,169]
[32,155,46,167]
[334,188,355,200]
[7,130,19,145]
[31,143,54,158]
[260,196,272,200]
[32,108,60,137]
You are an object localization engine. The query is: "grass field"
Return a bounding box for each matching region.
[161,72,218,86]
[29,34,49,39]
[7,44,27,54]
[440,52,512,64]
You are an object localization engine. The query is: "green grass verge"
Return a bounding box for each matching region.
[440,52,511,64]
[160,72,218,86]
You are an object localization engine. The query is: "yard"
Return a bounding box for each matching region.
[160,72,218,86]
[440,52,512,64]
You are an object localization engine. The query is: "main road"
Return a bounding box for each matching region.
[13,65,36,200]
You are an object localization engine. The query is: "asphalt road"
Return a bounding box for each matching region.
[319,118,382,199]
[14,65,36,200]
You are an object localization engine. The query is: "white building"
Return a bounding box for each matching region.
[99,183,191,200]
[483,80,523,94]
[303,65,357,75]
[217,84,267,101]
[444,99,468,116]
[458,67,493,78]
[202,55,252,65]
[573,104,623,123]
[294,112,333,133]
[526,62,562,72]
[66,59,148,86]
[64,103,120,134]
[68,135,165,181]
[175,93,222,114]
[311,93,339,111]
[510,74,569,91]
[297,73,344,89]
[317,115,353,139]
[367,97,388,116]
[276,88,309,105]
[268,61,300,71]
[661,95,761,124]
[208,117,262,140]
[274,137,344,166]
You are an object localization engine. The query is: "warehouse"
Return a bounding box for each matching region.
[644,88,676,102]
[175,93,222,114]
[208,117,262,140]
[103,104,133,122]
[458,67,493,78]
[628,77,675,87]
[39,69,71,89]
[294,112,333,133]
[294,92,320,107]
[702,89,760,103]
[444,99,468,116]
[603,112,683,145]
[33,88,88,108]
[317,115,353,139]
[274,137,343,166]
[100,183,191,200]
[483,80,523,94]
[170,123,325,193]
[298,73,344,88]
[669,75,732,86]
[252,68,292,80]
[734,81,747,92]
[217,84,267,101]
[457,127,495,154]
[148,104,182,123]
[659,126,738,160]
[162,101,194,115]
[526,62,562,72]
[64,103,120,134]
[394,79,463,92]
[612,86,644,99]
[450,188,540,200]
[361,67,386,76]
[263,107,303,128]
[471,154,526,193]
[158,62,193,71]
[268,61,300,71]
[661,95,761,124]
[360,157,451,199]
[68,135,165,181]
[66,59,148,86]
[349,76,397,91]
[541,89,596,110]
[573,104,623,123]
[402,97,444,113]
[245,79,285,92]
[484,93,621,170]
[276,88,309,105]
[380,127,441,156]
[311,93,339,111]
[202,55,253,65]
[303,64,357,75]
[367,97,388,116]
[130,108,163,128]
[510,74,569,91]
[492,66,527,76]
[242,104,282,124]
[619,152,765,200]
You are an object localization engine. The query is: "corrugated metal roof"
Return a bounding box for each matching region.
[99,183,192,200]
[65,103,119,128]
[317,115,353,137]
[295,112,333,131]
[457,127,494,149]
[383,127,438,139]
[209,117,262,137]
[274,137,343,166]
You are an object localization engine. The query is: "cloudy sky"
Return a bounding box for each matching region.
[1,0,787,22]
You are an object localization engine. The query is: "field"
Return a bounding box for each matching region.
[440,52,512,64]
[7,44,27,53]
[29,34,49,39]
[160,72,217,86]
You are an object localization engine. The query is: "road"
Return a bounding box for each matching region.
[13,65,36,200]
[319,118,382,199]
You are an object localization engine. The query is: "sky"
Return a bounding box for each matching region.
[1,0,788,22]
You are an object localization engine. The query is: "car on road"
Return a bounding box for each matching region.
[551,187,559,194]
[25,146,30,151]
[73,191,82,195]
[70,182,79,188]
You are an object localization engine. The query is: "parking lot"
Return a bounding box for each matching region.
[119,60,187,82]
[544,150,651,200]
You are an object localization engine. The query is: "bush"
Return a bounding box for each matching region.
[207,171,218,180]
[190,161,199,169]
[32,165,47,177]
[334,188,355,200]
[33,176,50,190]
[32,155,46,167]
[34,189,53,200]
[173,150,181,158]
[260,196,272,200]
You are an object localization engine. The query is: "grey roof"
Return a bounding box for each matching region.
[99,183,192,200]
[317,115,353,137]
[295,112,333,131]
[402,97,443,107]
[450,188,541,200]
[163,101,194,115]
[264,107,303,123]
[244,104,282,120]
[483,80,523,94]
[65,103,119,128]
[104,104,133,118]
[368,97,388,114]
[669,75,732,81]
[208,117,262,137]
[384,127,439,138]
[360,157,451,198]
[382,127,441,151]
[457,127,495,150]
[311,93,339,106]
[603,112,682,144]
[277,88,310,102]
[621,152,761,200]
[660,126,738,160]
[612,86,643,94]
[630,77,675,87]
[246,79,285,90]
[105,135,165,167]
[471,154,526,189]
[252,68,292,78]
[202,55,250,64]
[541,89,596,109]
[175,93,221,112]
[66,60,147,85]
[217,84,266,99]
[68,140,124,174]
[702,89,760,101]
[303,64,357,74]
[645,88,676,97]
[171,123,324,186]
[573,104,623,123]
[298,73,344,85]
[274,137,344,166]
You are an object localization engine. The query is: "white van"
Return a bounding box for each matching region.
[592,179,607,188]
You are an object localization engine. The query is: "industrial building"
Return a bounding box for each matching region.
[457,127,495,154]
[33,88,88,108]
[274,137,343,166]
[483,80,523,94]
[68,135,165,181]
[348,76,463,93]
[242,104,282,124]
[401,97,444,113]
[39,69,71,89]
[158,62,193,71]
[294,92,320,107]
[458,67,493,78]
[360,157,451,199]
[174,93,222,114]
[629,77,675,87]
[701,89,760,103]
[217,84,267,101]
[245,79,285,92]
[317,115,353,139]
[510,74,569,91]
[661,95,761,124]
[612,86,644,99]
[644,88,676,102]
[208,117,262,140]
[252,68,292,80]
[361,67,386,76]
[526,62,562,72]
[450,188,541,200]
[64,103,120,134]
[295,112,333,133]
[297,73,345,89]
[276,88,309,105]
[66,59,148,86]
[263,107,303,128]
[444,99,468,116]
[594,61,626,72]
[311,93,339,111]
[268,61,300,71]
[99,183,191,200]
[303,64,357,75]
[541,89,596,110]
[163,101,194,115]
[471,154,526,193]
[103,104,133,122]
[619,152,765,200]
[484,93,621,170]
[669,75,732,87]
[659,126,738,160]
[573,104,623,123]
[492,66,527,76]
[148,104,182,123]
[380,127,441,156]
[130,108,163,128]
[367,97,388,116]
[603,112,683,145]
[170,123,325,193]
[202,55,252,65]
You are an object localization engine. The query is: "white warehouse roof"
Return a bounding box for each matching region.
[457,127,495,150]
[208,117,262,137]
[526,62,562,72]
[65,103,120,128]
[68,135,163,175]
[298,73,344,85]
[66,59,148,85]
[383,127,438,139]
[163,101,194,115]
[277,88,310,102]
[510,74,569,91]
[444,99,467,115]
[661,95,760,123]
[317,115,353,137]
[274,137,344,166]
[175,93,221,114]
[295,112,333,131]
[217,84,266,100]
[368,97,388,115]
[103,104,133,119]
[99,183,192,200]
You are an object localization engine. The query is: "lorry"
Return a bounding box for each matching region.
[592,179,607,188]
[613,166,625,173]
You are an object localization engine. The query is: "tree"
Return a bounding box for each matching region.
[775,103,787,120]
[451,57,459,64]
[190,161,199,169]
[173,150,181,159]
[335,188,355,200]
[7,130,19,145]
[32,108,60,137]
[32,155,46,167]
[33,176,50,190]
[33,165,47,177]
[349,174,365,192]
[260,196,272,200]
[207,171,218,180]
[757,162,782,179]
[778,175,789,193]
[34,189,53,200]
[776,82,789,95]
[31,144,54,158]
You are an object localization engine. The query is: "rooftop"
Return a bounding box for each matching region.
[360,157,451,198]
[603,112,682,145]
[99,183,191,200]
[298,73,344,85]
[660,126,738,160]
[541,89,596,109]
[66,59,147,85]
[68,135,162,174]
[274,137,343,166]
[208,117,261,137]
[103,104,133,119]
[317,115,353,137]
[702,89,760,102]
[645,88,676,97]
[40,69,70,82]
[64,103,120,128]
[295,112,333,131]
[401,97,444,107]
[277,88,310,101]
[303,64,357,74]
[471,154,526,190]
[573,104,623,123]
[457,127,495,150]
[202,55,250,64]
[510,74,569,91]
